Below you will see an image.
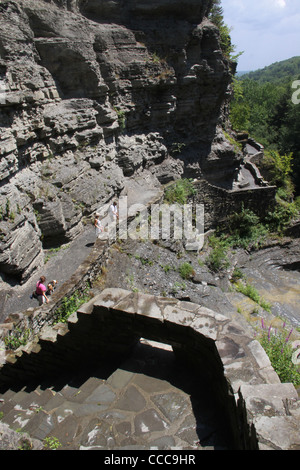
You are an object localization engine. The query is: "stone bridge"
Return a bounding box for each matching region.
[0,288,299,449]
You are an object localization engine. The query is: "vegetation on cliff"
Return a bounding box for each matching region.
[259,323,300,386]
[208,0,241,60]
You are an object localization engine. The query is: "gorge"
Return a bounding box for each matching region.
[0,0,255,284]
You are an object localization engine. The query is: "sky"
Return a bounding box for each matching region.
[221,0,300,71]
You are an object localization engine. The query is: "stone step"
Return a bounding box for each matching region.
[0,338,238,450]
[0,375,143,449]
[0,378,107,448]
[0,370,201,450]
[0,388,53,431]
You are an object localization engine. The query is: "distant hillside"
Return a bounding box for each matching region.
[241,56,300,83]
[236,71,251,77]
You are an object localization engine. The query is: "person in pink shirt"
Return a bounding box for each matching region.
[35,276,49,305]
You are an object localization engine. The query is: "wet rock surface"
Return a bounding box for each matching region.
[233,239,300,328]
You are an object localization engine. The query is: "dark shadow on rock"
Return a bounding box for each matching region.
[85,242,95,248]
[118,341,235,449]
[0,340,237,449]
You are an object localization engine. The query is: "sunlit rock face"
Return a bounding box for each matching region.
[0,0,236,282]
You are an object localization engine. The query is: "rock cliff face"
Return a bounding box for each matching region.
[0,0,237,283]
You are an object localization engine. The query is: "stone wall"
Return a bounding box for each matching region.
[0,288,299,450]
[193,179,276,230]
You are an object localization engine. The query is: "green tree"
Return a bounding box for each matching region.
[229,78,250,130]
[274,91,300,193]
[229,58,300,195]
[263,150,294,187]
[208,0,240,59]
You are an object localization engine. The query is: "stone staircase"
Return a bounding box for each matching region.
[0,339,230,451]
[1,288,299,451]
[0,375,112,450]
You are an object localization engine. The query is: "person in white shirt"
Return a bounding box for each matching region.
[94,213,103,237]
[109,201,118,221]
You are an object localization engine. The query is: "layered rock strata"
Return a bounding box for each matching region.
[0,0,236,282]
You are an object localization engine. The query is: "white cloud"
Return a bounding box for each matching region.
[221,0,300,70]
[275,0,286,8]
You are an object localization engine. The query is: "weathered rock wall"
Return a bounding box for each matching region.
[0,0,237,282]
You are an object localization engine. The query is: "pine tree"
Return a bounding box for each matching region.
[208,0,235,58]
[208,0,224,28]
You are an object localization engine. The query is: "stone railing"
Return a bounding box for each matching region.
[0,237,110,350]
[0,288,299,450]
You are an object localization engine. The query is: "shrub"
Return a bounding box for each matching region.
[114,107,126,132]
[223,131,243,154]
[205,234,230,272]
[231,267,244,283]
[262,150,293,187]
[276,185,294,203]
[259,326,300,386]
[53,289,90,324]
[164,179,196,205]
[178,262,194,279]
[295,196,300,210]
[162,264,172,273]
[235,281,271,313]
